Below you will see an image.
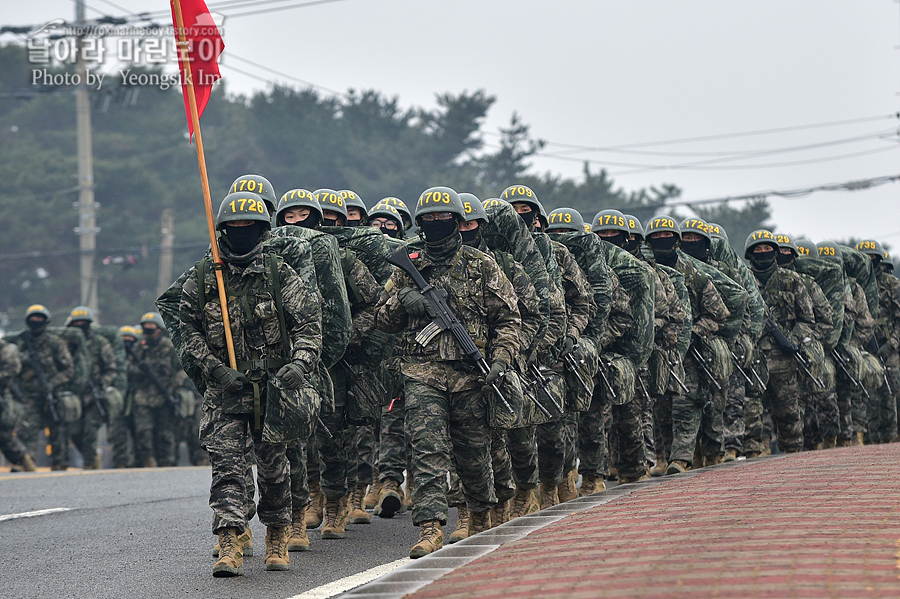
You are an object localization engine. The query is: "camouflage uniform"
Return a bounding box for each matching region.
[0,339,29,466]
[374,233,521,525]
[11,328,74,461]
[178,235,322,534]
[748,263,817,454]
[869,268,900,442]
[834,279,873,443]
[128,336,187,467]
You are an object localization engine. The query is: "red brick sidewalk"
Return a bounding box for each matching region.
[405,445,900,599]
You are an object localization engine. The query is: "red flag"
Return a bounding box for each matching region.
[170,0,224,140]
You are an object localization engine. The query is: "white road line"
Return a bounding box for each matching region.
[0,507,71,522]
[286,557,412,599]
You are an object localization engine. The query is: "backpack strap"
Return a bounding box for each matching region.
[268,253,292,361]
[341,248,365,305]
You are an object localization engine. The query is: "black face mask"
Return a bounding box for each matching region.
[624,237,642,255]
[681,239,709,261]
[648,236,679,266]
[293,212,320,229]
[601,232,626,248]
[223,222,265,255]
[460,226,482,247]
[346,218,361,227]
[27,320,47,335]
[517,210,536,229]
[322,217,339,227]
[71,322,91,336]
[419,219,458,243]
[142,328,159,344]
[380,226,401,238]
[749,249,776,270]
[776,252,794,266]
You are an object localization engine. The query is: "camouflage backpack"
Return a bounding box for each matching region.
[793,255,845,351]
[600,242,656,367]
[320,225,394,284]
[839,245,879,321]
[92,324,128,416]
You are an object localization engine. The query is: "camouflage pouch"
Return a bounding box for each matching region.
[842,345,865,382]
[819,356,836,390]
[646,347,670,396]
[603,353,636,406]
[858,351,884,392]
[263,375,320,444]
[310,361,334,413]
[103,387,124,418]
[701,337,734,385]
[1,397,23,430]
[486,369,525,430]
[345,364,382,424]
[175,387,197,418]
[57,390,82,423]
[800,339,826,394]
[565,337,599,412]
[665,353,688,395]
[521,367,565,426]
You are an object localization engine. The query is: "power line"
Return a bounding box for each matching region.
[223,53,347,97]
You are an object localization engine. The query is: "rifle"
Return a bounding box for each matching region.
[729,350,756,389]
[689,344,722,391]
[339,358,388,397]
[87,381,108,419]
[747,361,767,391]
[124,343,183,417]
[20,334,60,423]
[831,348,869,399]
[637,368,652,403]
[764,317,825,389]
[524,363,561,417]
[563,352,592,395]
[596,357,617,399]
[668,361,690,394]
[867,336,893,395]
[387,247,513,413]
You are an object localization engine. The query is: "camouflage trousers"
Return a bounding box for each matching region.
[133,404,177,467]
[851,388,869,436]
[722,370,746,453]
[867,354,899,443]
[287,440,309,516]
[447,428,514,508]
[200,405,290,533]
[0,424,28,465]
[560,412,578,474]
[802,387,839,449]
[55,400,105,469]
[403,369,495,526]
[108,411,135,468]
[16,397,47,458]
[182,409,208,465]
[578,385,645,479]
[750,352,804,453]
[834,369,858,443]
[670,356,725,465]
[536,418,568,486]
[316,366,358,500]
[505,426,538,491]
[355,420,378,487]
[378,400,408,485]
[635,374,656,465]
[652,393,675,459]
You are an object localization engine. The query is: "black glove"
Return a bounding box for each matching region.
[525,350,539,369]
[398,286,435,318]
[560,335,576,359]
[482,360,506,392]
[211,364,248,392]
[690,333,702,353]
[877,342,893,360]
[276,362,308,390]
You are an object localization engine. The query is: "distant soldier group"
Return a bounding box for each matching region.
[0,306,206,471]
[7,176,895,578]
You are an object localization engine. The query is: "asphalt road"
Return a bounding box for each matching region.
[0,468,428,599]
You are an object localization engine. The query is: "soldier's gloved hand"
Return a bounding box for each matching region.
[525,350,539,370]
[690,333,702,352]
[877,342,893,360]
[276,362,308,390]
[211,364,248,392]
[398,286,435,318]
[482,360,506,391]
[560,335,577,358]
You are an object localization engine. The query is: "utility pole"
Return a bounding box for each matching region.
[73,0,99,311]
[157,209,175,298]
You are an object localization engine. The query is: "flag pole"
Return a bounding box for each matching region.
[171,0,237,369]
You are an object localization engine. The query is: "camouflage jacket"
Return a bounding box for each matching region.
[849,279,876,349]
[0,339,21,393]
[874,270,900,351]
[552,240,595,344]
[321,225,394,285]
[374,240,521,377]
[672,256,730,339]
[754,265,816,352]
[340,248,382,350]
[528,232,566,355]
[710,238,766,342]
[640,256,687,351]
[179,246,322,386]
[12,330,74,394]
[83,330,119,392]
[487,245,542,359]
[792,271,836,349]
[128,337,187,408]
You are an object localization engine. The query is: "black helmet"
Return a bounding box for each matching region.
[459,193,488,224]
[216,192,271,230]
[339,190,367,219]
[856,239,886,263]
[592,209,629,234]
[230,175,277,214]
[816,241,842,263]
[645,215,681,238]
[314,188,348,224]
[623,214,644,239]
[275,189,322,227]
[795,238,818,258]
[743,229,778,259]
[707,222,727,241]
[546,208,585,232]
[414,186,466,222]
[25,304,51,323]
[373,197,413,230]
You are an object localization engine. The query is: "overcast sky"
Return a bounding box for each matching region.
[4,0,900,245]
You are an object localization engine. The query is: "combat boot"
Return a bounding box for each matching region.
[306,480,324,529]
[287,511,309,552]
[213,526,253,558]
[363,481,382,510]
[760,437,772,456]
[704,454,723,467]
[263,526,290,571]
[578,475,605,497]
[823,436,837,449]
[666,460,688,475]
[744,451,760,459]
[855,431,865,446]
[409,520,443,559]
[607,466,618,481]
[539,482,559,510]
[557,469,578,503]
[21,454,37,472]
[617,466,651,484]
[348,483,372,524]
[377,479,402,519]
[489,499,509,527]
[142,456,157,468]
[468,509,491,536]
[650,454,668,477]
[321,496,346,539]
[400,478,413,513]
[508,487,539,519]
[722,449,738,462]
[212,528,244,578]
[448,506,469,544]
